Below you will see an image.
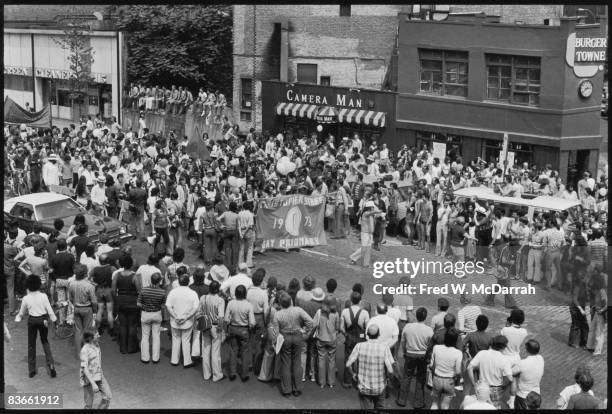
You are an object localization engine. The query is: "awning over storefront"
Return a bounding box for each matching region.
[338,108,386,128]
[275,102,319,119]
[315,106,339,123]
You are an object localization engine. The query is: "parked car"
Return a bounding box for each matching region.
[4,192,132,243]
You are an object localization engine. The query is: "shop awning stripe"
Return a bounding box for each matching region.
[347,109,358,123]
[298,104,308,118]
[291,103,302,117]
[338,108,349,123]
[355,110,366,124]
[372,111,386,127]
[306,105,318,119]
[372,111,383,126]
[364,110,375,125]
[284,103,295,115]
[276,102,287,115]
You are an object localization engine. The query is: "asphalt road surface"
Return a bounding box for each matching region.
[3,229,607,409]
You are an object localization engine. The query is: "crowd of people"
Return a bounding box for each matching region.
[3,117,609,409]
[124,83,228,124]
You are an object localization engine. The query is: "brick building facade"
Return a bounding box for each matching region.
[232,4,600,136]
[396,13,607,185]
[232,5,406,134]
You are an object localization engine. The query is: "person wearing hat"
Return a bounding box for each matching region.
[42,153,61,189]
[219,263,253,301]
[90,176,108,217]
[295,286,324,382]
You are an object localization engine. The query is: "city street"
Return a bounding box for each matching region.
[3,4,609,411]
[3,231,607,409]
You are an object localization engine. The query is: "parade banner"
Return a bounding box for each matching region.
[256,194,327,249]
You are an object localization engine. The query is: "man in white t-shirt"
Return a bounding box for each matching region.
[219,263,252,300]
[135,254,162,290]
[512,339,544,409]
[467,335,513,409]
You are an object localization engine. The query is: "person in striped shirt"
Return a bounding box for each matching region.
[542,218,565,290]
[457,304,483,334]
[137,273,166,363]
[588,229,607,271]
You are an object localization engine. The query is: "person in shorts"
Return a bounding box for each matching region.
[91,253,116,336]
[430,330,462,409]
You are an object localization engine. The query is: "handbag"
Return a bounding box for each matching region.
[196,296,213,332]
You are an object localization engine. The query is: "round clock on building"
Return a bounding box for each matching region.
[578,79,593,98]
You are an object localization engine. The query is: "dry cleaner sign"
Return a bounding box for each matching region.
[565,33,607,78]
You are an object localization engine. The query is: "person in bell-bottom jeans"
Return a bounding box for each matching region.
[137,273,166,363]
[586,272,607,355]
[200,282,226,381]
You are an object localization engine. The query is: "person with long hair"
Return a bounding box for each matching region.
[111,255,139,354]
[312,295,341,388]
[14,275,57,378]
[199,280,226,381]
[585,270,607,356]
[287,278,300,306]
[75,175,90,209]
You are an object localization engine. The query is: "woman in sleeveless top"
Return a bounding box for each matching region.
[111,255,139,354]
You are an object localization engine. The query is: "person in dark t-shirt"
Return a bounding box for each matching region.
[70,224,90,259]
[49,239,75,323]
[92,254,116,336]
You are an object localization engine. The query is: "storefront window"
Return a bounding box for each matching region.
[57,90,73,107]
[486,54,541,106]
[419,49,468,97]
[4,74,33,92]
[484,139,533,166]
[415,131,463,161]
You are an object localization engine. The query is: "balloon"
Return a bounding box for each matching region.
[316,125,323,132]
[276,159,296,175]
